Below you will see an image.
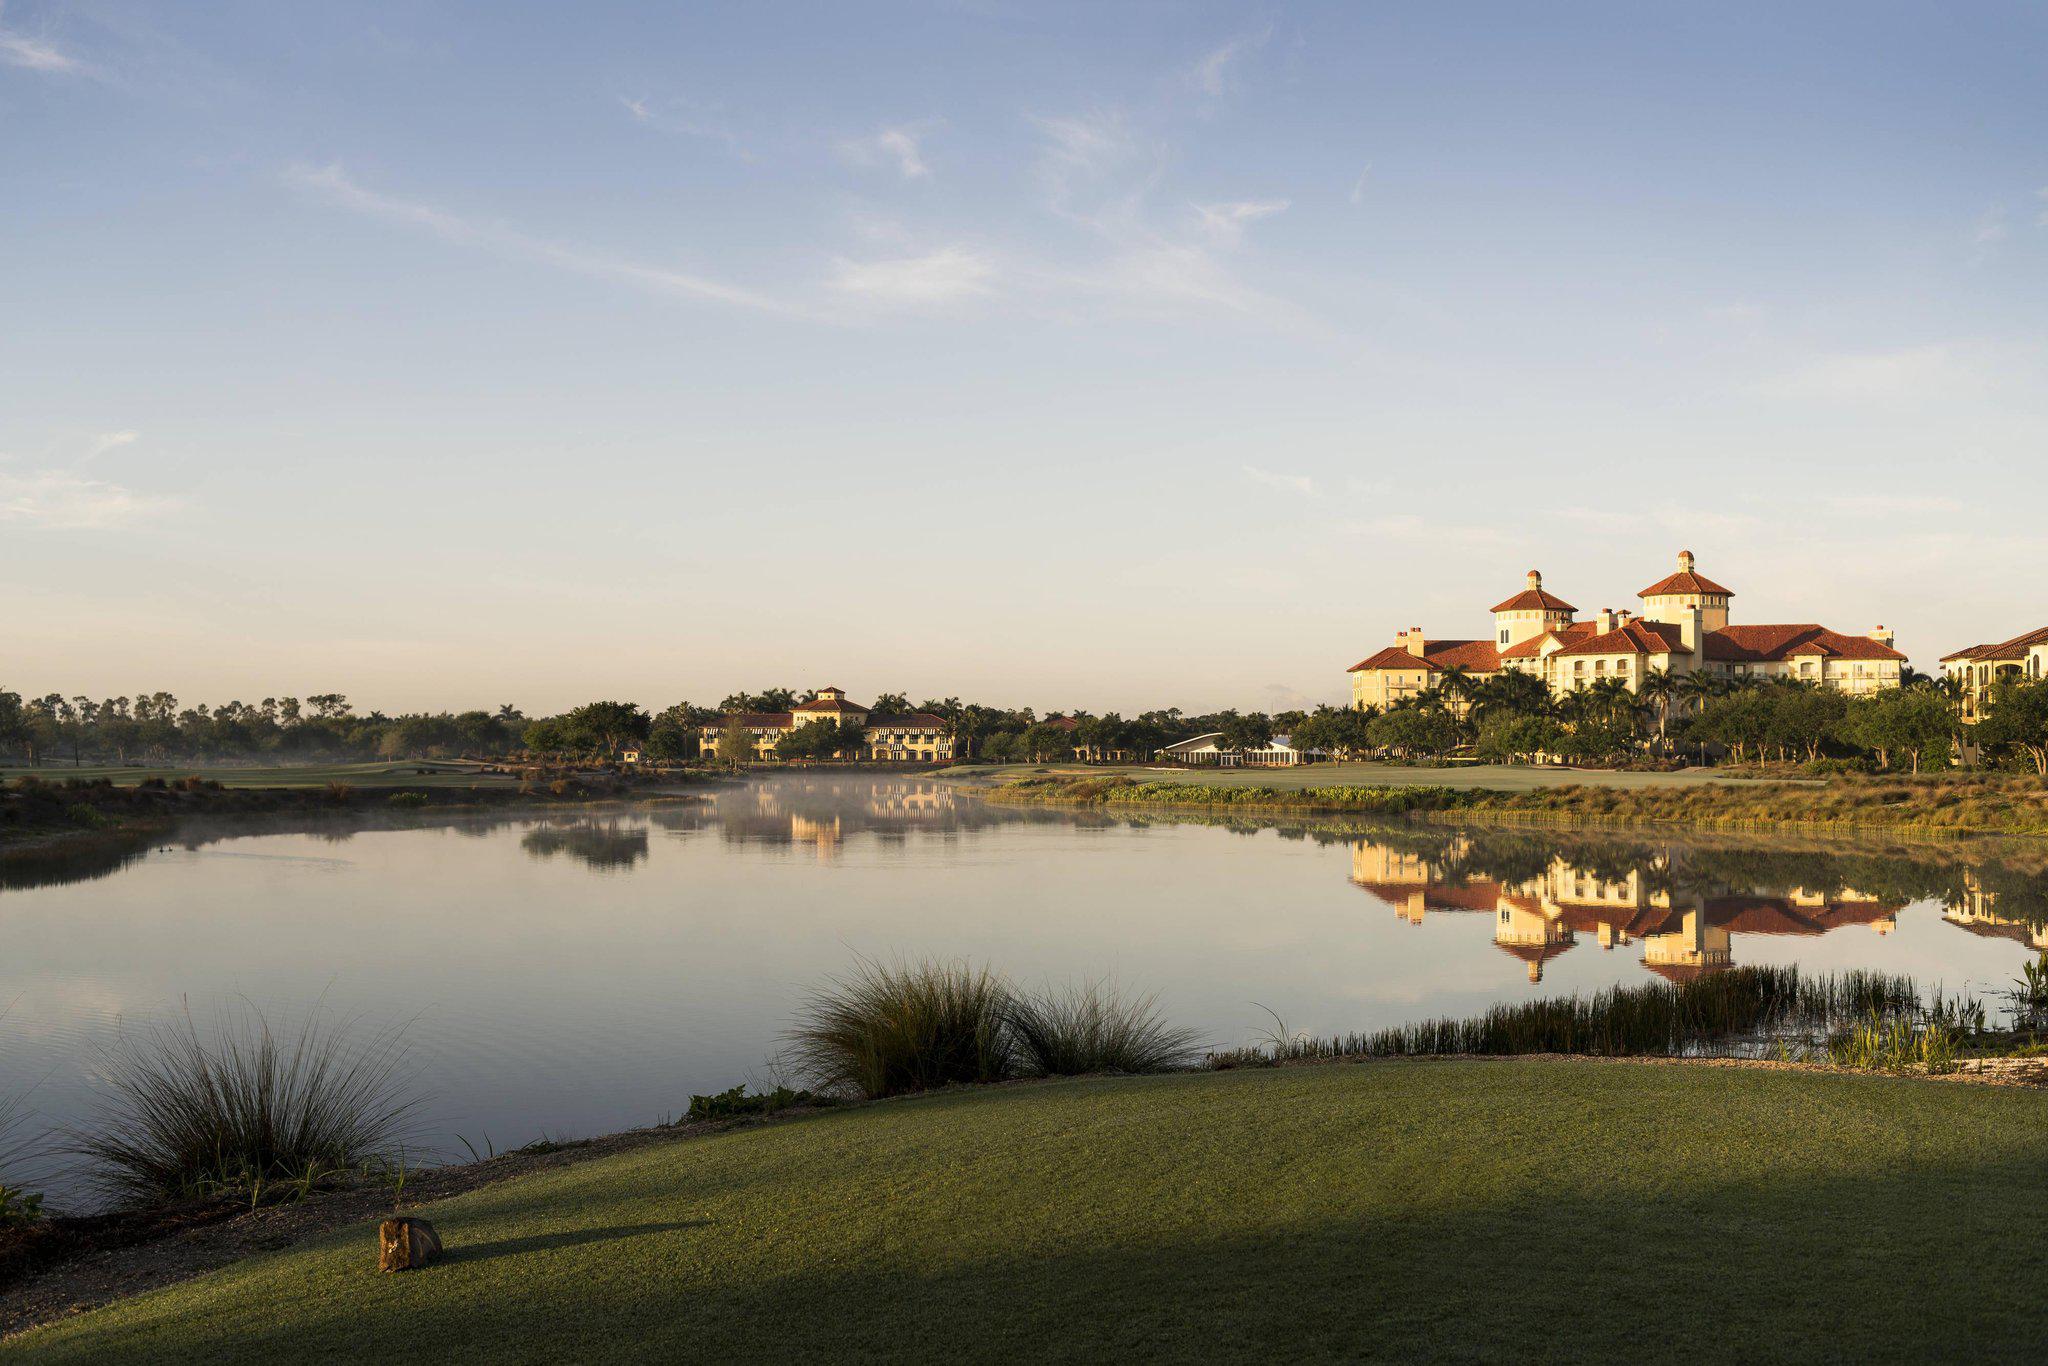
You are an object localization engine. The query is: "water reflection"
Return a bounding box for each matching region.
[4,775,2046,1206]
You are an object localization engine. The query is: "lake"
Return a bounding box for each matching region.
[4,773,2044,1203]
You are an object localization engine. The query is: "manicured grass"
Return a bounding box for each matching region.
[16,1061,2048,1362]
[0,761,507,790]
[943,759,1766,792]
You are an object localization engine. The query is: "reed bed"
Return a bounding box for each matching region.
[68,1003,423,1207]
[1208,967,1924,1067]
[1008,982,1203,1078]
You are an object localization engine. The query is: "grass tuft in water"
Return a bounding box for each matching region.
[68,1002,423,1207]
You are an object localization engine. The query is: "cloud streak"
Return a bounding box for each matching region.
[619,94,752,161]
[0,2,79,72]
[830,248,994,306]
[1187,27,1270,96]
[284,163,806,318]
[0,469,172,529]
[1243,465,1316,496]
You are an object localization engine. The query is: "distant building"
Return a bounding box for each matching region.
[698,686,956,763]
[1158,733,1321,767]
[1348,551,1905,711]
[1940,627,2048,723]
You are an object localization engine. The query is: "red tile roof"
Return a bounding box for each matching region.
[793,696,867,713]
[1497,621,1599,659]
[1348,640,1503,673]
[1489,587,1578,614]
[1638,568,1736,599]
[1495,939,1575,966]
[1643,961,1729,983]
[1551,619,1687,658]
[1705,625,1906,663]
[701,712,794,728]
[1941,626,2048,664]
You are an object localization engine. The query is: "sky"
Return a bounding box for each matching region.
[3,1,2045,717]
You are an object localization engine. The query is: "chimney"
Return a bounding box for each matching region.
[1677,549,1696,574]
[1679,604,1703,656]
[1404,626,1427,657]
[1616,609,1634,626]
[1595,607,1616,633]
[1869,625,1894,649]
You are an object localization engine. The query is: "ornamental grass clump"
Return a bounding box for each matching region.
[1007,982,1203,1077]
[70,1003,422,1207]
[787,959,1017,1099]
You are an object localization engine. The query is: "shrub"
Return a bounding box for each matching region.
[69,1004,422,1206]
[386,791,429,809]
[324,782,355,804]
[1008,982,1203,1076]
[786,958,1016,1099]
[684,1085,818,1123]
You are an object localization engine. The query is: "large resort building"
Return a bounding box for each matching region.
[1348,551,1906,711]
[698,687,956,763]
[1940,628,2048,723]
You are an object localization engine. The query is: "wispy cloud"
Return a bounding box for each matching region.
[0,469,171,529]
[1025,113,1311,329]
[284,162,805,319]
[1243,465,1316,496]
[1187,26,1270,96]
[838,123,936,180]
[1758,343,1984,404]
[829,248,995,307]
[1972,207,2008,247]
[618,94,752,161]
[1347,165,1371,206]
[2037,185,2048,227]
[0,2,80,72]
[1195,199,1288,247]
[82,430,139,463]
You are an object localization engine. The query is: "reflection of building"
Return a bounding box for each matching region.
[1350,836,1904,984]
[1945,869,2048,949]
[1941,627,2048,724]
[699,687,956,763]
[1348,552,1905,711]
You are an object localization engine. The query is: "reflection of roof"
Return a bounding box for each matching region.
[1706,625,1906,663]
[1495,939,1575,965]
[1949,916,2043,946]
[1942,626,2048,664]
[1353,880,1503,913]
[1643,960,1729,983]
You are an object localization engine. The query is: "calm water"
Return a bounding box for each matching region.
[4,774,2045,1202]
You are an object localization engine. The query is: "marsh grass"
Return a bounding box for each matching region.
[1207,967,1926,1067]
[787,960,1202,1098]
[68,1002,423,1207]
[1008,983,1204,1077]
[786,959,1016,1099]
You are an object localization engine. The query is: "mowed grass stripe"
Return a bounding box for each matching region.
[13,1061,2048,1363]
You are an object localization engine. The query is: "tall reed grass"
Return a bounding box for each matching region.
[69,1003,422,1207]
[1008,982,1203,1078]
[786,960,1201,1099]
[1207,966,1923,1066]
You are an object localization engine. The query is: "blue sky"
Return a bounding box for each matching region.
[3,2,2044,714]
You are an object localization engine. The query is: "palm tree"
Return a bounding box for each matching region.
[1639,668,1677,747]
[1436,666,1477,708]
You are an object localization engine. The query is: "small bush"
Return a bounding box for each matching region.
[786,958,1016,1099]
[325,782,355,804]
[1008,983,1203,1076]
[387,791,429,809]
[684,1085,818,1123]
[69,1004,422,1206]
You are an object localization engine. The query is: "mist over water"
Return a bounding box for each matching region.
[2,774,2042,1203]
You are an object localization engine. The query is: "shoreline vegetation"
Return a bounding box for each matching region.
[11,951,2048,1338]
[967,769,2048,838]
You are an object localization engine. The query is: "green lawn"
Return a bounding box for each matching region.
[0,760,509,790]
[15,1061,2047,1362]
[943,760,1774,792]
